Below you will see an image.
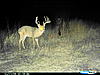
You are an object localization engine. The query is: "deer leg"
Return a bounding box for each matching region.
[35,38,40,48]
[19,39,22,50]
[32,37,35,48]
[21,37,26,49]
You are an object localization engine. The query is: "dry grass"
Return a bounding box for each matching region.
[0,19,100,72]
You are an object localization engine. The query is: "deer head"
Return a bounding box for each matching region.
[35,16,51,30]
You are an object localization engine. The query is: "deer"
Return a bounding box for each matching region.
[18,16,51,49]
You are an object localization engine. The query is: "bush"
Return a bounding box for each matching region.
[68,20,89,42]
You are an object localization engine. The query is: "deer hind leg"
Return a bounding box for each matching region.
[21,37,26,49]
[19,33,23,50]
[19,34,26,49]
[19,38,22,50]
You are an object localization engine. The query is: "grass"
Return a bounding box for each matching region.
[0,18,100,72]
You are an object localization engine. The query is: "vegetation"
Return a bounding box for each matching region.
[0,17,100,72]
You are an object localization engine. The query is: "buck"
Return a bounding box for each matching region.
[18,16,51,49]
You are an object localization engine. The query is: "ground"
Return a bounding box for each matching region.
[0,20,100,73]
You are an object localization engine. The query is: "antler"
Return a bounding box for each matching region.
[35,16,39,25]
[44,16,51,24]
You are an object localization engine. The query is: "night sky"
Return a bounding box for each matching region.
[0,0,100,30]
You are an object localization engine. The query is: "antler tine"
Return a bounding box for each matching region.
[44,16,51,24]
[44,16,47,22]
[35,16,38,24]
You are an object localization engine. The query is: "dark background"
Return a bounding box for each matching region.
[0,0,100,30]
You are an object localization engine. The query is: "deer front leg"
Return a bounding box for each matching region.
[35,38,40,48]
[32,37,35,48]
